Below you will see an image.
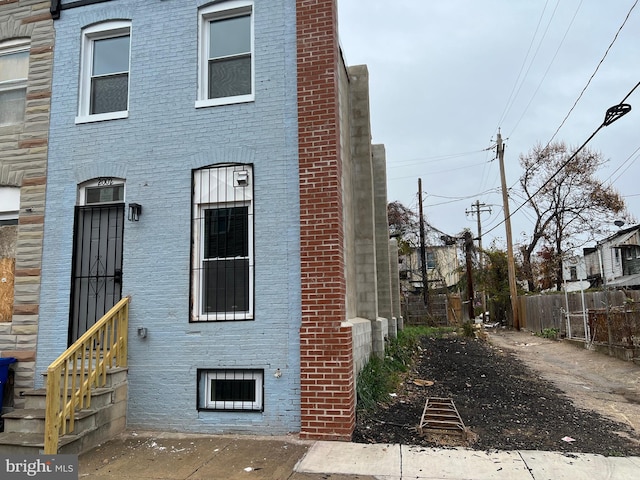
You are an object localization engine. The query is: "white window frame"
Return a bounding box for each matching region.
[78,177,125,206]
[199,369,263,411]
[0,39,30,127]
[196,1,254,108]
[76,21,131,124]
[0,186,20,225]
[192,165,254,321]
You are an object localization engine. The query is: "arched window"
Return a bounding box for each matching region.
[191,164,253,321]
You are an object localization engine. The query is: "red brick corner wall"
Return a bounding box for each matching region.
[296,0,355,440]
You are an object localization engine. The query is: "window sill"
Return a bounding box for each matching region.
[192,314,254,322]
[75,111,129,124]
[195,94,254,109]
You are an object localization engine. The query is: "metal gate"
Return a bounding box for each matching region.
[69,204,124,345]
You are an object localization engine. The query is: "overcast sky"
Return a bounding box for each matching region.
[337,0,640,251]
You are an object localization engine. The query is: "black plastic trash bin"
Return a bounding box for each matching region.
[0,357,17,411]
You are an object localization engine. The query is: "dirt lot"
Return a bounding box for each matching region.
[353,329,640,456]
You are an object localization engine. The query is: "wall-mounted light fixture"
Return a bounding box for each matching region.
[128,203,142,221]
[234,170,249,187]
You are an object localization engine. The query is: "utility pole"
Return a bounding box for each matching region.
[466,200,491,321]
[418,178,429,308]
[464,231,475,321]
[497,131,520,329]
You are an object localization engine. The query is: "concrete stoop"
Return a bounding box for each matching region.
[0,367,128,455]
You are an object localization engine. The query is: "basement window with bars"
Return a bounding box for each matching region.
[198,369,263,411]
[192,164,253,321]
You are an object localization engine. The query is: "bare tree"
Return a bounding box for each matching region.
[519,141,626,291]
[387,201,418,254]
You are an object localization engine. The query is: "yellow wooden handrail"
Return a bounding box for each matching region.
[43,296,130,454]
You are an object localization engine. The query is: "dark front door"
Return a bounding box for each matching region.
[69,204,124,345]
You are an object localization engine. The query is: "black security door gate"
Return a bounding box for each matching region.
[69,204,124,345]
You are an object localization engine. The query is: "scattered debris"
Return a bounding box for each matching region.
[562,436,576,443]
[413,379,434,387]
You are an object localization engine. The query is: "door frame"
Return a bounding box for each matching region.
[68,177,125,345]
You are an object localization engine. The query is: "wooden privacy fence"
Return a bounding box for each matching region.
[519,290,640,343]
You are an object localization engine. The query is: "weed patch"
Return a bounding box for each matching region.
[356,326,454,411]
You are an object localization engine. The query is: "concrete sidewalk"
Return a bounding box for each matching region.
[77,432,640,479]
[298,441,640,479]
[78,432,367,480]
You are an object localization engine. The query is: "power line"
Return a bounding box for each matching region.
[604,145,640,185]
[496,0,553,128]
[544,0,638,147]
[429,188,500,200]
[483,82,638,238]
[426,190,501,208]
[389,149,488,167]
[388,160,491,180]
[505,0,638,195]
[507,0,583,138]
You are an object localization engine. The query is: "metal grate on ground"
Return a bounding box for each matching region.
[418,397,467,438]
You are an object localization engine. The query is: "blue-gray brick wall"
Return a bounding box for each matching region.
[36,0,301,434]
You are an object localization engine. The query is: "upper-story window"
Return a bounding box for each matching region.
[77,21,131,124]
[426,251,436,270]
[0,39,29,126]
[197,1,254,108]
[569,266,577,281]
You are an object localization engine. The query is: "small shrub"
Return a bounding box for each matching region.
[536,327,559,340]
[462,321,475,337]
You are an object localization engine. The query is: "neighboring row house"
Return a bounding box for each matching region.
[0,0,401,450]
[582,225,640,288]
[0,1,54,410]
[400,245,460,293]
